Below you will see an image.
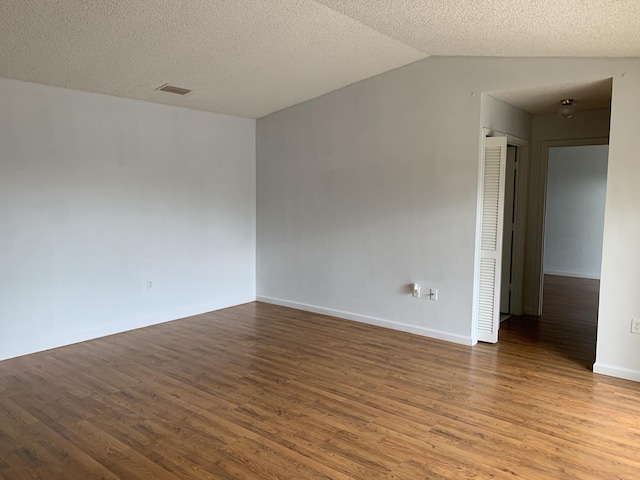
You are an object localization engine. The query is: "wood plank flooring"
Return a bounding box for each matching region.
[1,275,639,479]
[500,274,601,370]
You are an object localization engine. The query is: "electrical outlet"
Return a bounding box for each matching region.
[411,283,421,298]
[147,280,153,290]
[631,318,640,334]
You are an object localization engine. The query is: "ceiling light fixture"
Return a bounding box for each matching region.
[559,99,576,119]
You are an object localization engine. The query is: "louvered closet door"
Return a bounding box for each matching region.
[477,136,507,343]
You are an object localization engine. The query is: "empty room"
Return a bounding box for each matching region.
[1,1,640,479]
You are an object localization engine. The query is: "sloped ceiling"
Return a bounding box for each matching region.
[0,1,637,118]
[317,0,640,57]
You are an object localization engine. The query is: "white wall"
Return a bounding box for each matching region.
[257,57,640,381]
[481,94,532,140]
[0,78,256,360]
[543,146,608,279]
[595,71,640,382]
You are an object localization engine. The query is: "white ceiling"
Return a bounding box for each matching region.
[0,1,637,118]
[488,78,613,115]
[317,0,640,57]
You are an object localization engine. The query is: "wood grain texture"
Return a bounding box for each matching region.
[1,275,639,479]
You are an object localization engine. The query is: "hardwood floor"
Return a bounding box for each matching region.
[1,277,639,479]
[500,274,600,370]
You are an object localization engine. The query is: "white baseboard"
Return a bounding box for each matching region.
[593,362,640,383]
[0,295,255,362]
[544,270,600,280]
[257,295,473,346]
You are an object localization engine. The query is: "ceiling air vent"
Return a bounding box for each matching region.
[155,84,191,95]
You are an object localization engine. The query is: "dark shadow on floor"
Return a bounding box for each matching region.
[498,275,599,371]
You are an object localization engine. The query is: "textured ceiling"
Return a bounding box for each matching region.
[0,1,637,118]
[0,0,425,118]
[317,0,640,57]
[488,78,613,115]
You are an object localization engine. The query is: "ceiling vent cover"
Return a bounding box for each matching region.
[156,84,191,95]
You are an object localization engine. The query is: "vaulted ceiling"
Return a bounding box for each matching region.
[0,1,637,118]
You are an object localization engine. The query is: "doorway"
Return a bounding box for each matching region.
[535,141,610,315]
[477,78,613,360]
[500,145,518,320]
[500,143,609,366]
[539,144,608,364]
[542,145,609,283]
[499,140,528,321]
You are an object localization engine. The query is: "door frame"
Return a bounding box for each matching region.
[530,137,609,316]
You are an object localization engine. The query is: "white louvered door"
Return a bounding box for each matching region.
[477,136,507,343]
